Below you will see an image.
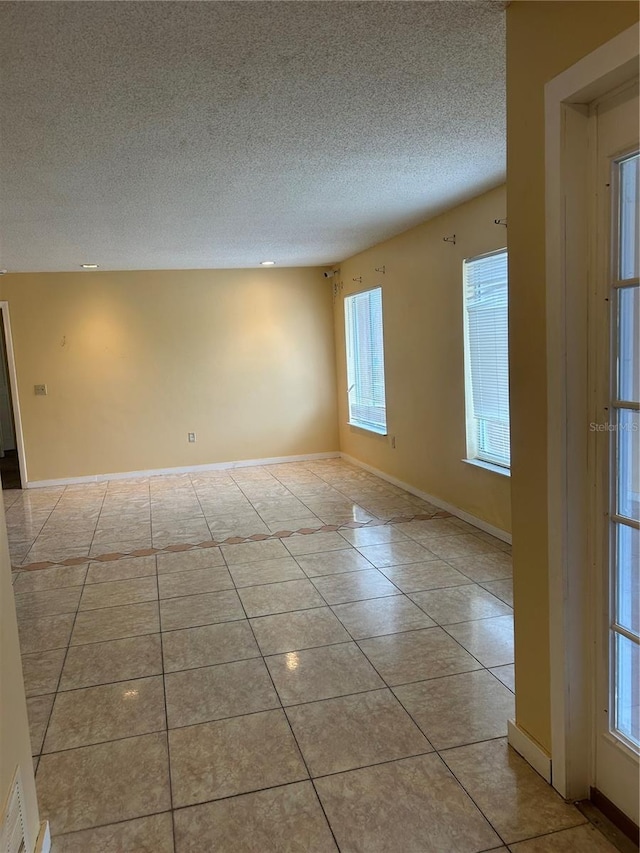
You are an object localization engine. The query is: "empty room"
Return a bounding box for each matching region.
[0,2,638,852]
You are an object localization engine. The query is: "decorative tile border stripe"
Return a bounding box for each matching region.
[13,510,452,572]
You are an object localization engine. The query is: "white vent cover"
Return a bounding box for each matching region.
[0,769,26,853]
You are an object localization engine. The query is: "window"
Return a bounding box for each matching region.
[463,249,510,470]
[345,286,387,434]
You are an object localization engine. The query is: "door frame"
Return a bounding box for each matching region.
[0,302,27,487]
[544,23,639,801]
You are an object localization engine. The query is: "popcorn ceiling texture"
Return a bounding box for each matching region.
[0,1,505,272]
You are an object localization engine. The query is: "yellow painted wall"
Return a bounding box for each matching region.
[334,184,511,534]
[507,1,639,752]
[0,268,338,482]
[0,498,41,850]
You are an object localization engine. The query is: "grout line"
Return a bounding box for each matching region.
[219,533,342,850]
[154,558,178,853]
[17,460,521,849]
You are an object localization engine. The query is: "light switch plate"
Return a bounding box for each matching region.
[34,384,47,396]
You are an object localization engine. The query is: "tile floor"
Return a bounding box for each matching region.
[7,459,618,852]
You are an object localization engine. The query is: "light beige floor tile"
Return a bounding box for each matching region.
[287,689,431,777]
[339,525,409,546]
[22,648,66,696]
[27,693,55,755]
[157,566,233,599]
[89,538,151,557]
[153,525,212,548]
[393,518,464,542]
[265,516,323,533]
[165,658,279,727]
[356,540,437,569]
[173,781,337,852]
[92,526,151,547]
[311,569,400,605]
[508,824,620,852]
[85,555,157,584]
[79,576,157,610]
[359,627,481,686]
[315,753,500,853]
[409,584,512,625]
[250,607,350,655]
[227,556,305,587]
[445,615,514,667]
[13,565,87,593]
[238,578,326,617]
[168,709,307,807]
[221,539,289,565]
[15,587,82,620]
[441,739,586,844]
[156,548,225,574]
[490,664,515,692]
[37,732,171,835]
[266,642,384,705]
[480,578,514,607]
[207,518,270,538]
[50,812,175,853]
[331,595,435,639]
[160,590,244,631]
[424,534,499,561]
[18,613,75,654]
[379,560,471,593]
[468,530,512,552]
[162,620,259,672]
[446,551,513,583]
[24,545,90,565]
[253,497,310,522]
[296,549,374,577]
[394,669,515,749]
[59,634,162,690]
[284,531,352,556]
[43,675,166,752]
[71,601,160,645]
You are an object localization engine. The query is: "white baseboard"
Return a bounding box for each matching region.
[26,451,341,489]
[508,719,552,783]
[340,453,512,544]
[34,821,50,853]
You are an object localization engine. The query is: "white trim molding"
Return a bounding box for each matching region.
[35,821,51,853]
[508,719,552,784]
[545,23,639,802]
[26,451,340,489]
[340,452,512,544]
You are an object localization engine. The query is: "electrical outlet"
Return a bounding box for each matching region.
[188,432,196,443]
[34,384,47,396]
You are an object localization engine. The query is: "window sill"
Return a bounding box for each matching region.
[347,421,388,437]
[462,457,511,478]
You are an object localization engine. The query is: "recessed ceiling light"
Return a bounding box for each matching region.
[260,260,275,266]
[81,263,99,269]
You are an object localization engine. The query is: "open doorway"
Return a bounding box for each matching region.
[0,303,25,490]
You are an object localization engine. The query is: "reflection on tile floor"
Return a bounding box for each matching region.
[7,459,610,852]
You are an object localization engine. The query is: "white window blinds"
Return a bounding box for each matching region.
[463,250,511,468]
[345,286,387,434]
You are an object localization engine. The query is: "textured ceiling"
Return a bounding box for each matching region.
[0,1,506,272]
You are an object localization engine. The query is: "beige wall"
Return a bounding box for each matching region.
[507,1,639,753]
[334,184,511,534]
[0,268,339,483]
[0,497,40,849]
